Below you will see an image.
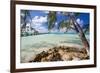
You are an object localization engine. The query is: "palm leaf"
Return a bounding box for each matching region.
[47,11,57,30]
[58,19,74,31]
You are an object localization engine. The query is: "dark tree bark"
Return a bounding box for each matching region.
[69,14,89,54]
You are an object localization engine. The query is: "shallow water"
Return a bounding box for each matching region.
[20,33,89,62]
[21,33,89,49]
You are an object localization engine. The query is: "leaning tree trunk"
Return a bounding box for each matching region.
[69,14,89,54]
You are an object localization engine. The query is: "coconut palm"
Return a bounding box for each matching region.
[47,11,89,54]
[21,10,39,36]
[21,10,32,36]
[21,10,32,29]
[47,11,57,32]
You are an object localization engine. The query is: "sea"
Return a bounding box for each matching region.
[20,33,89,62]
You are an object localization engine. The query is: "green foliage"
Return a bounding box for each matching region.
[47,11,57,30]
[47,11,78,31]
[59,20,73,30]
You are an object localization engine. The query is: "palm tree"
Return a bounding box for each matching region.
[47,11,57,32]
[21,10,32,30]
[69,13,89,53]
[21,10,32,36]
[47,11,89,54]
[21,10,39,36]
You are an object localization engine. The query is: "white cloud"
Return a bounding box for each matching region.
[32,16,47,24]
[37,27,48,33]
[50,29,58,33]
[57,11,61,14]
[55,22,58,26]
[76,18,84,25]
[76,18,84,27]
[32,16,47,27]
[33,16,39,20]
[31,16,48,33]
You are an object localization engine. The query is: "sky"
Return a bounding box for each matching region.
[21,10,90,33]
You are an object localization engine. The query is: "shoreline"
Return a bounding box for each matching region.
[21,43,87,63]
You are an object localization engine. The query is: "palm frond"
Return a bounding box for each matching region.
[58,19,74,31]
[47,11,57,30]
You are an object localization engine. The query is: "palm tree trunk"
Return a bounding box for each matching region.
[70,14,89,53]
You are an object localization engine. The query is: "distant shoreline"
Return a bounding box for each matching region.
[21,32,89,37]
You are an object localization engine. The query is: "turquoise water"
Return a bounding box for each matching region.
[21,33,89,50]
[20,33,89,62]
